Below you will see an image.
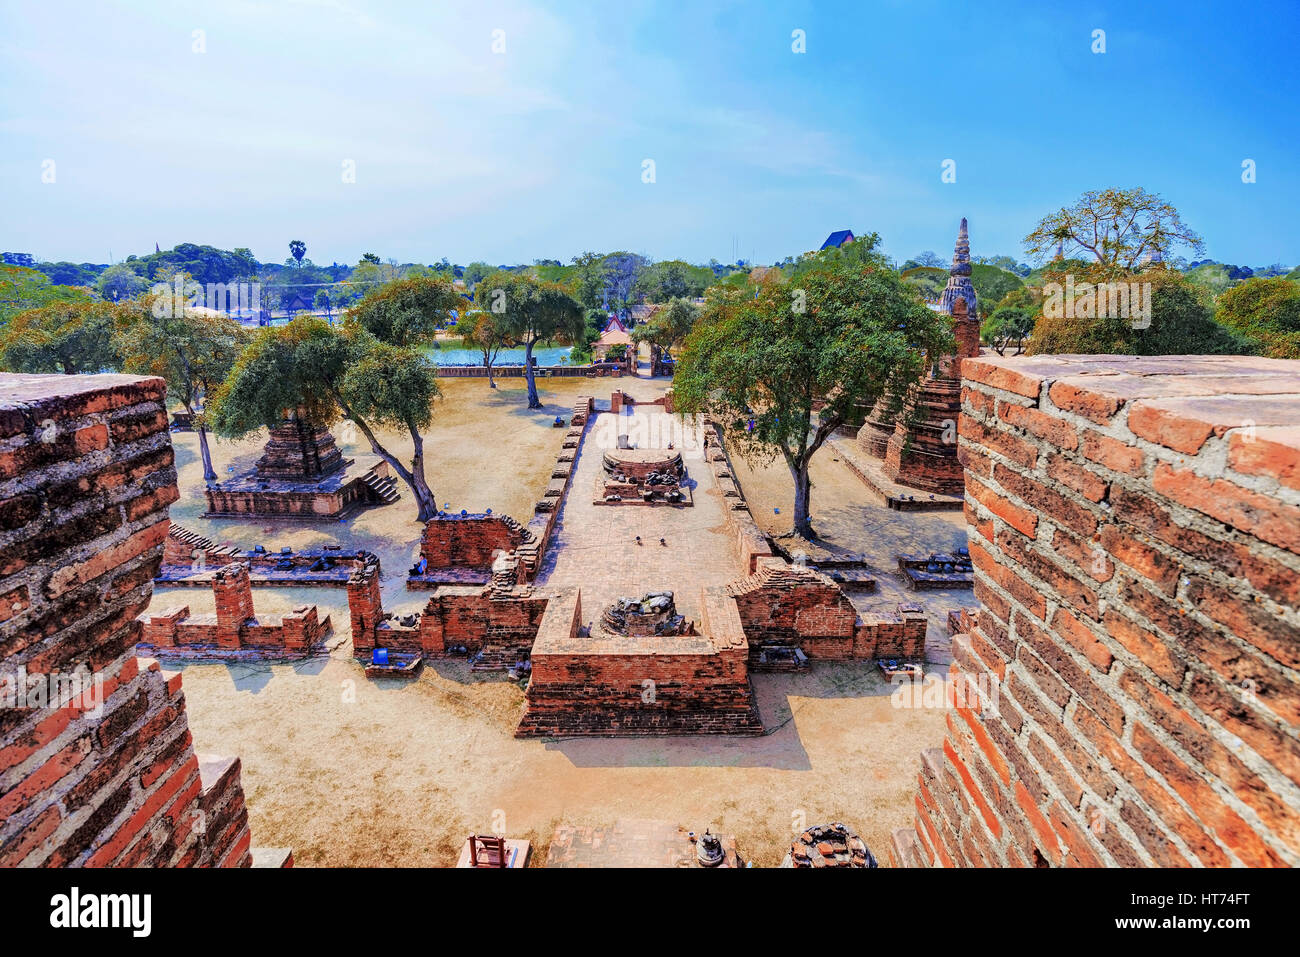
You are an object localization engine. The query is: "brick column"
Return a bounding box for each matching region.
[0,372,262,867]
[212,564,254,649]
[346,559,382,658]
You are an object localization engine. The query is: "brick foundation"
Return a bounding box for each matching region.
[419,513,529,569]
[140,562,331,660]
[517,587,765,737]
[0,372,266,867]
[897,354,1300,868]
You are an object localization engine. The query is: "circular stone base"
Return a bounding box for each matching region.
[602,448,683,481]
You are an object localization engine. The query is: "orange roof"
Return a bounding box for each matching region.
[597,325,631,346]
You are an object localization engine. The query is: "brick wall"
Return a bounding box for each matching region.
[897,355,1300,868]
[518,587,764,736]
[703,420,776,573]
[419,513,528,569]
[0,373,258,867]
[726,558,926,662]
[139,561,330,660]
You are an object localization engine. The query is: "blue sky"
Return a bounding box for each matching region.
[2,0,1296,269]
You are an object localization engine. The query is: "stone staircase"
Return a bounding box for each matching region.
[361,469,401,504]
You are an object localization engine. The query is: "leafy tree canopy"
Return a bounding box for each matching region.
[345,275,462,346]
[1215,277,1300,358]
[0,299,124,374]
[969,264,1026,319]
[1028,267,1252,357]
[674,250,951,536]
[1024,187,1204,274]
[0,265,90,323]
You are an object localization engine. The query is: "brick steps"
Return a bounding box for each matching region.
[361,469,400,503]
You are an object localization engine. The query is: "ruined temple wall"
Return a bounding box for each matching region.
[518,588,763,736]
[702,420,775,574]
[729,564,858,651]
[420,514,526,569]
[0,373,254,867]
[900,354,1300,868]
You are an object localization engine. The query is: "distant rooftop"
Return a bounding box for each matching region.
[820,229,855,251]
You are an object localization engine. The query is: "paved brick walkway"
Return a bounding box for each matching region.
[535,410,742,622]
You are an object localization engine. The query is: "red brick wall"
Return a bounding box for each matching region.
[518,587,764,736]
[0,373,255,867]
[212,564,254,649]
[728,560,858,656]
[900,355,1300,868]
[420,514,527,569]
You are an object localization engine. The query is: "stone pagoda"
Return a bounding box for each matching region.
[853,218,982,508]
[204,410,400,520]
[253,416,348,481]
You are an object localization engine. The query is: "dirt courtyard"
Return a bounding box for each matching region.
[155,373,975,867]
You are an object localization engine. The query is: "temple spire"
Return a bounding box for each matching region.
[939,217,978,319]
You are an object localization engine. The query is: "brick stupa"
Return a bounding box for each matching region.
[204,412,400,520]
[253,417,347,480]
[854,218,981,508]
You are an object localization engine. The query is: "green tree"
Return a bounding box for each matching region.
[0,300,123,374]
[462,261,495,290]
[456,309,508,387]
[0,265,90,323]
[635,260,710,302]
[1215,277,1300,358]
[983,307,1034,356]
[673,255,951,537]
[1183,262,1234,298]
[1029,268,1251,357]
[96,263,147,302]
[900,266,946,302]
[116,299,248,480]
[209,319,443,520]
[346,275,461,346]
[1024,188,1204,273]
[474,272,585,409]
[969,264,1025,319]
[289,240,306,265]
[630,297,698,355]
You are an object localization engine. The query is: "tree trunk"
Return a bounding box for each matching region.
[197,426,217,482]
[524,339,541,409]
[484,350,496,389]
[334,395,436,521]
[407,428,438,521]
[790,458,814,538]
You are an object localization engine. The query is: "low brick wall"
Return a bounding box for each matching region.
[728,558,926,661]
[434,364,596,378]
[517,587,764,737]
[703,420,776,573]
[897,354,1300,869]
[0,372,260,867]
[420,513,529,568]
[139,563,330,660]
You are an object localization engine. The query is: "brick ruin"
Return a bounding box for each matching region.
[728,559,926,668]
[204,413,399,520]
[0,373,284,867]
[852,218,981,509]
[517,586,765,736]
[892,354,1300,868]
[786,822,879,868]
[345,406,931,734]
[409,512,534,586]
[139,562,332,660]
[598,447,690,506]
[159,522,376,586]
[352,554,551,674]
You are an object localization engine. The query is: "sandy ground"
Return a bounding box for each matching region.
[156,373,974,867]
